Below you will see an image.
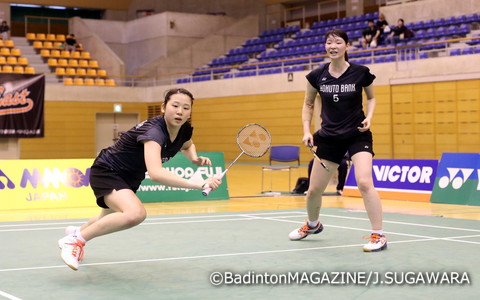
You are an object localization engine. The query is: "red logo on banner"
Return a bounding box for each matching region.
[0,86,34,115]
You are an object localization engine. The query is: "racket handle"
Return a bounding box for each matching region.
[202,184,212,196]
[202,170,227,196]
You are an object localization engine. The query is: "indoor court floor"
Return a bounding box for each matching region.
[0,165,479,300]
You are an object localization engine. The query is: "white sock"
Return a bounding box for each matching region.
[372,230,383,235]
[307,220,319,228]
[75,230,87,243]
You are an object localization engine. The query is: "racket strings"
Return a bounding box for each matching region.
[237,124,271,158]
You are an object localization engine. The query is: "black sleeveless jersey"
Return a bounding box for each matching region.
[94,116,193,186]
[306,63,376,139]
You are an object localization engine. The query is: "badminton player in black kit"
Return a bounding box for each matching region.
[58,88,222,270]
[288,29,386,252]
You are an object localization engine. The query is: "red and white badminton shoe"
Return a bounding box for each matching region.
[63,226,85,261]
[289,220,324,240]
[58,235,85,271]
[363,233,387,252]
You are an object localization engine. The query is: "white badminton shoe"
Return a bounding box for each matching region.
[58,235,85,271]
[289,220,324,240]
[363,233,387,252]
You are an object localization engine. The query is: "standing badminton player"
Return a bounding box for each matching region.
[288,29,386,252]
[58,88,222,270]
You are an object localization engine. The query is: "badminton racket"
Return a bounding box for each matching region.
[202,123,271,196]
[307,142,330,172]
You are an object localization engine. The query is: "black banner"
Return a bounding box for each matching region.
[0,74,45,138]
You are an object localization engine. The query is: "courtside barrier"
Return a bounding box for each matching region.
[343,159,438,202]
[0,152,229,210]
[430,153,480,206]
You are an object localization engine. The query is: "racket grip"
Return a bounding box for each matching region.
[201,170,227,196]
[202,184,212,196]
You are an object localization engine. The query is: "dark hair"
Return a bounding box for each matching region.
[163,88,194,105]
[324,29,349,62]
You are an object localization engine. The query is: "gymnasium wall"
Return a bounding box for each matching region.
[73,12,258,76]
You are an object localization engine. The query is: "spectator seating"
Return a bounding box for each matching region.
[27,32,114,86]
[0,39,36,74]
[176,11,480,83]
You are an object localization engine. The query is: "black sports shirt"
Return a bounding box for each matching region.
[94,116,193,186]
[306,62,376,139]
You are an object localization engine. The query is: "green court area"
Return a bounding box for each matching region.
[0,208,479,299]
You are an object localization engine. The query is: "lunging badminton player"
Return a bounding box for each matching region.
[58,88,222,270]
[288,29,386,252]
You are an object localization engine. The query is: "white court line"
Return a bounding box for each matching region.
[1,210,479,237]
[0,211,302,228]
[0,290,23,300]
[0,237,441,273]
[319,213,480,233]
[1,218,478,273]
[241,214,480,245]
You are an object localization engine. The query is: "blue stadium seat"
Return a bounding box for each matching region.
[447,25,459,35]
[458,24,470,35]
[419,52,428,59]
[475,47,480,54]
[444,16,456,26]
[374,56,386,63]
[466,34,480,45]
[461,47,474,55]
[450,48,461,56]
[467,13,479,23]
[454,15,467,25]
[434,18,445,27]
[385,55,395,62]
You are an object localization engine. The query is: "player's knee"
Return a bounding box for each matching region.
[124,207,147,227]
[356,178,373,193]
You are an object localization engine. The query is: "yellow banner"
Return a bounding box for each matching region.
[0,159,95,210]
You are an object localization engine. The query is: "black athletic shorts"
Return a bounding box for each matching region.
[313,130,374,165]
[89,164,141,209]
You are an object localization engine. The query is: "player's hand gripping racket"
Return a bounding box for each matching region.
[202,124,271,196]
[307,142,330,172]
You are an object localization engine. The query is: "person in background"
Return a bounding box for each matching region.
[375,13,390,46]
[362,20,380,48]
[386,18,408,45]
[0,21,10,40]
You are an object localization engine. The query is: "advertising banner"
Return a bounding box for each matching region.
[343,159,438,202]
[137,152,229,202]
[0,159,94,210]
[430,153,480,206]
[0,74,45,137]
[0,153,229,210]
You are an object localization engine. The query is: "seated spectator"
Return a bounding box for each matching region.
[0,21,10,40]
[65,34,81,51]
[376,13,390,45]
[386,18,409,45]
[362,20,380,48]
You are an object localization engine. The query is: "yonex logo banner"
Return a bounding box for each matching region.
[137,152,229,202]
[343,159,438,202]
[430,153,480,206]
